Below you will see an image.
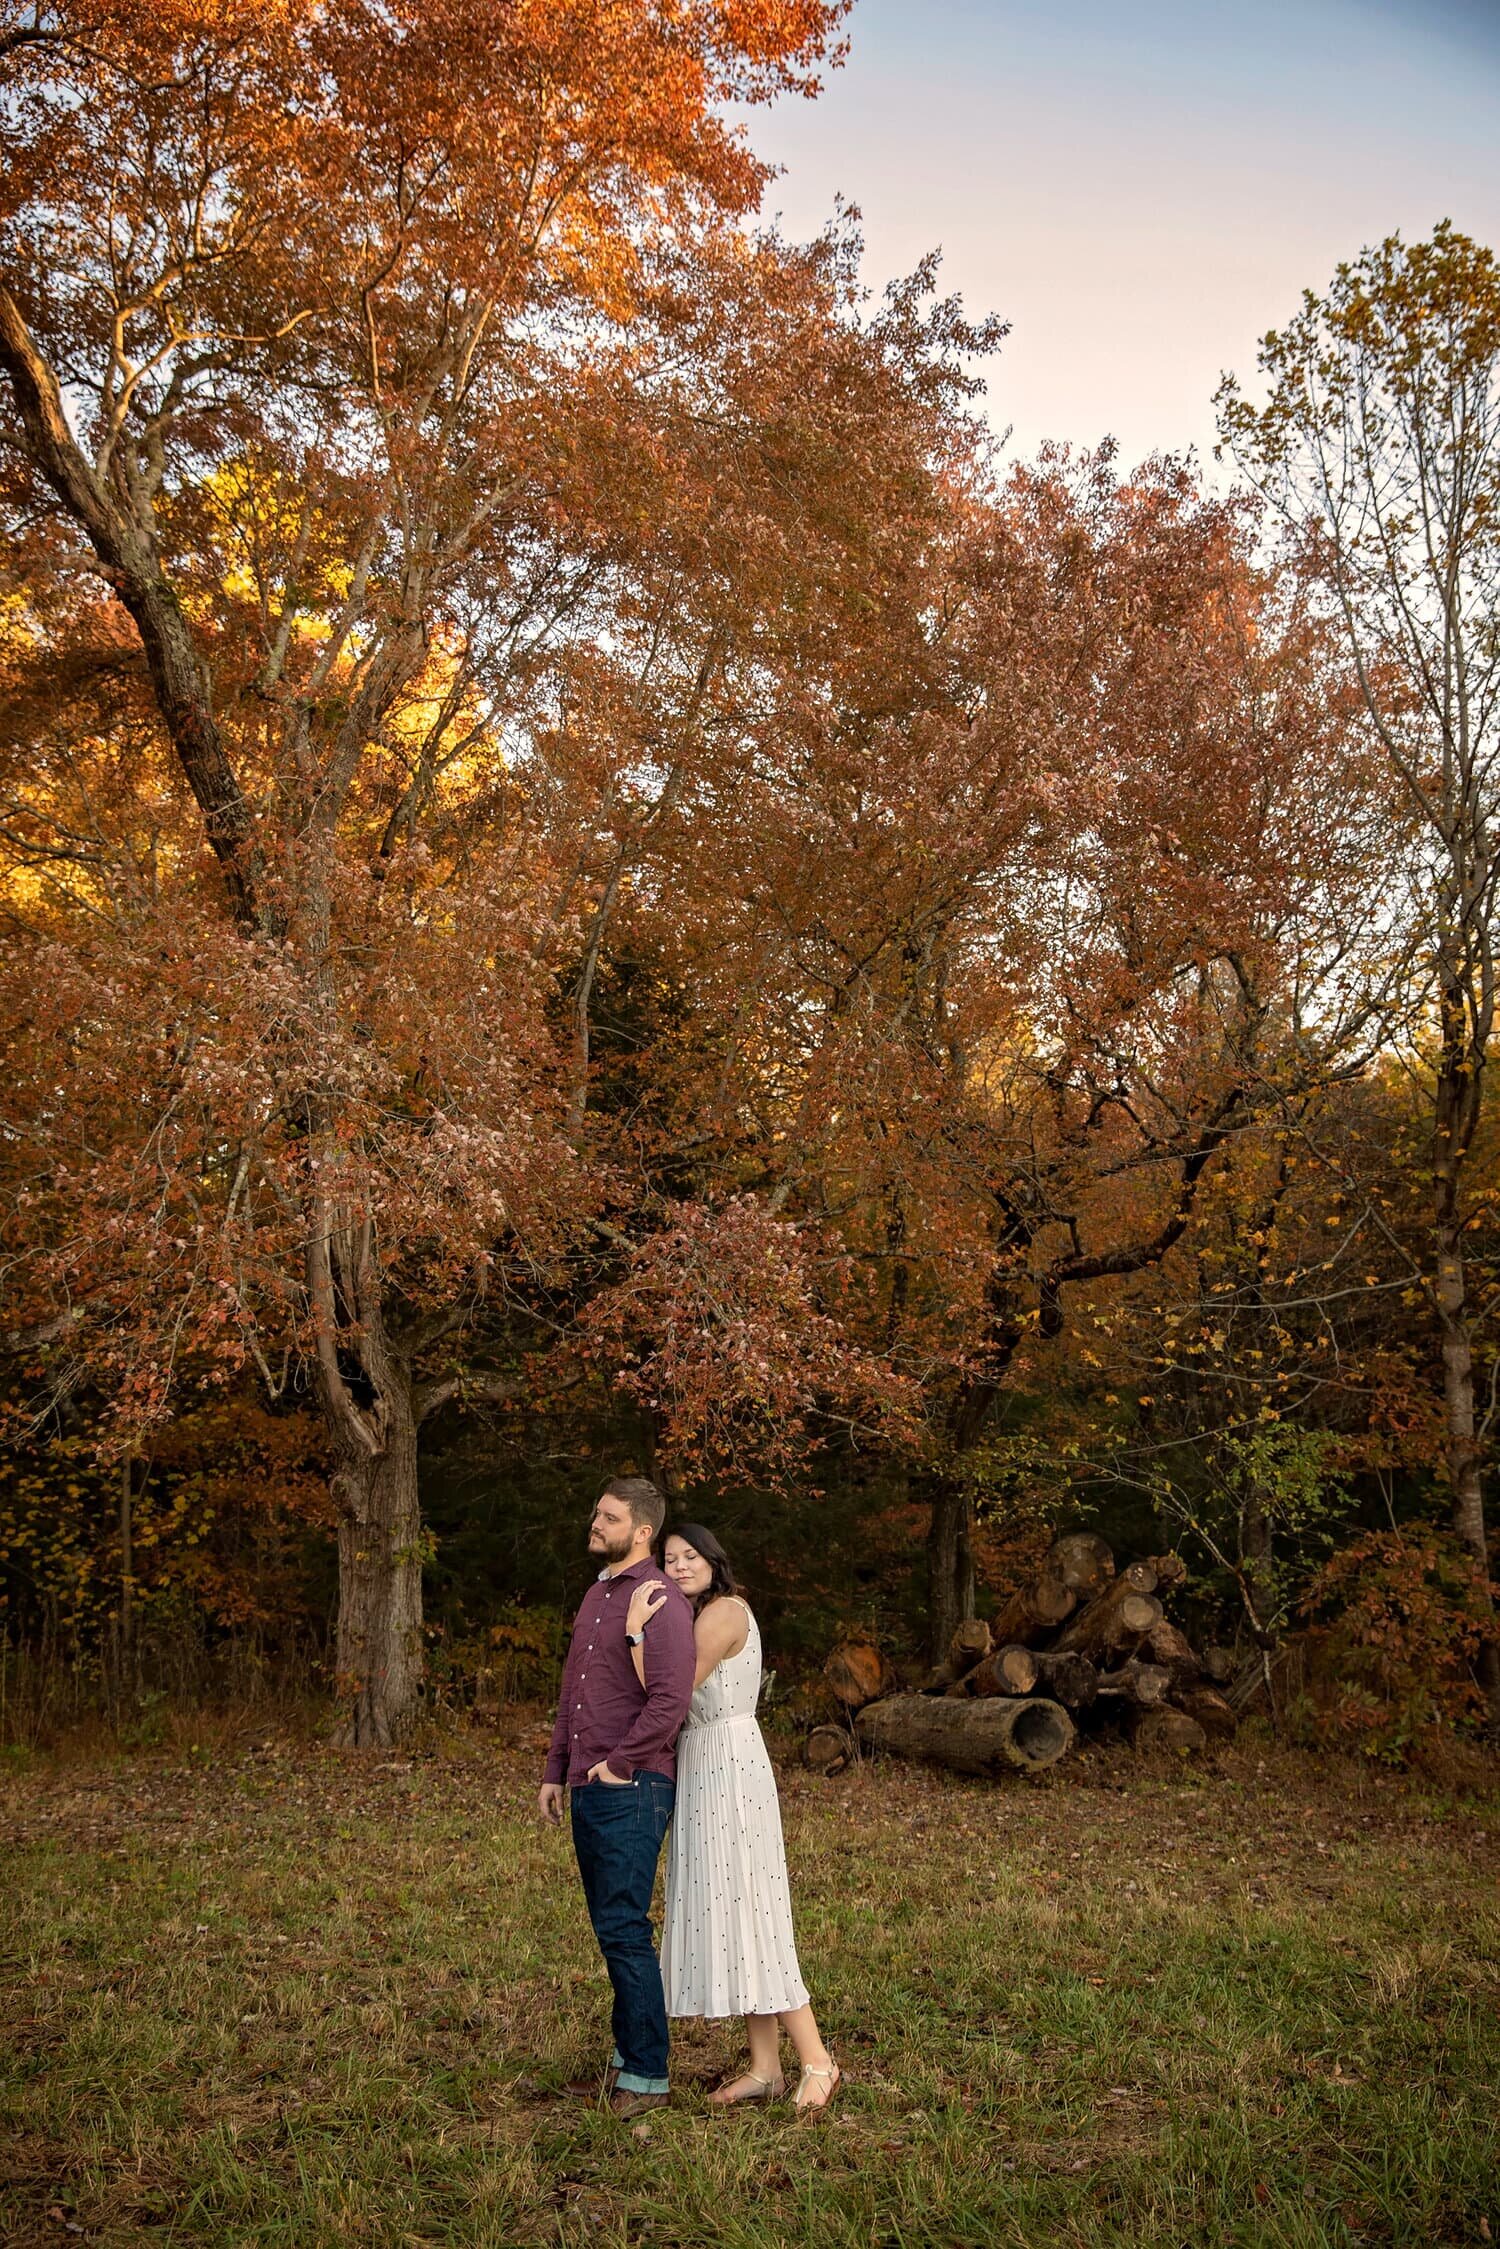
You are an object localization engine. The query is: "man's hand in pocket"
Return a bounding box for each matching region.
[587,1761,630,1785]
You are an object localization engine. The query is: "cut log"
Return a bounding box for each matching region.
[1096,1660,1171,1709]
[1052,1580,1163,1658]
[1144,1619,1202,1687]
[1118,1559,1159,1596]
[803,1724,855,1775]
[1044,1534,1115,1596]
[943,1676,975,1698]
[823,1641,890,1711]
[947,1620,992,1675]
[991,1574,1076,1647]
[1173,1685,1238,1738]
[969,1644,1039,1698]
[1144,1551,1187,1590]
[856,1692,1075,1775]
[1130,1707,1207,1757]
[1201,1645,1236,1685]
[1030,1650,1100,1709]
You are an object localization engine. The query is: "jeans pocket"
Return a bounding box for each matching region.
[574,1779,636,1826]
[641,1776,674,1845]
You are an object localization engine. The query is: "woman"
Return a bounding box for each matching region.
[627,1524,840,2113]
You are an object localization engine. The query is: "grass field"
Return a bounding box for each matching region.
[2,1722,1497,2248]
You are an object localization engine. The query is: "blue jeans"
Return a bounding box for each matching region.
[570,1770,675,2094]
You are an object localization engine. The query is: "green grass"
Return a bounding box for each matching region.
[2,1726,1497,2247]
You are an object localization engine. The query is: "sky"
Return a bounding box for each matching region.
[746,0,1500,471]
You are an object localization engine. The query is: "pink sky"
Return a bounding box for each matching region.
[747,0,1500,472]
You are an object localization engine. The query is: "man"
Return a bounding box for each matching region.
[538,1475,695,2117]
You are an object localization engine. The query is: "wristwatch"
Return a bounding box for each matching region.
[626,1627,645,1647]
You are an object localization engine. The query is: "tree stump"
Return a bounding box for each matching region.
[856,1692,1074,1774]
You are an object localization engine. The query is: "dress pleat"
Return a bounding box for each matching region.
[660,1602,809,2019]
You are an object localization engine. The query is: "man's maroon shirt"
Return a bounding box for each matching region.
[543,1555,696,1786]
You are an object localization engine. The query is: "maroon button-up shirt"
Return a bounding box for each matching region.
[543,1555,696,1787]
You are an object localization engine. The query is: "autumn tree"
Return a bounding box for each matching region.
[594,450,1387,1653]
[1220,222,1500,1717]
[0,0,852,1741]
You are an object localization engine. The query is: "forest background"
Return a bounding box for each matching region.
[1,0,1498,1773]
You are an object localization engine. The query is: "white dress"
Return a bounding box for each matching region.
[660,1599,810,2019]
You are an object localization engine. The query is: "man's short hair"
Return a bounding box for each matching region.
[603,1475,667,1538]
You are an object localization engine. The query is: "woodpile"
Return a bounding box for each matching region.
[802,1536,1236,1779]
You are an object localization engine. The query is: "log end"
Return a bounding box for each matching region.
[803,1724,855,1775]
[999,1695,1075,1771]
[823,1640,890,1710]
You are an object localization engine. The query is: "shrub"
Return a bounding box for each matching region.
[1296,1526,1494,1761]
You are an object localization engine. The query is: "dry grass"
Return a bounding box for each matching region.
[2,1723,1497,2247]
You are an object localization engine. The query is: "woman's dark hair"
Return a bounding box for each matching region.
[661,1521,739,1613]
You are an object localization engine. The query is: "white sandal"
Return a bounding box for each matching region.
[792,2060,842,2117]
[709,2070,786,2106]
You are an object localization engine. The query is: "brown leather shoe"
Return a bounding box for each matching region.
[607,2088,669,2119]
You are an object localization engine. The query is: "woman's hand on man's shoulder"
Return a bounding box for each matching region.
[626,1580,670,1636]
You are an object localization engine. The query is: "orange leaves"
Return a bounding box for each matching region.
[581,1195,914,1480]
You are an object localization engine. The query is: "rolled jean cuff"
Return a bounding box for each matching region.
[615,2068,670,2095]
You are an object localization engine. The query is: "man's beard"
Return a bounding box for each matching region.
[590,1524,637,1564]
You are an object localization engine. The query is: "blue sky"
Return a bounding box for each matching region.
[747,0,1500,470]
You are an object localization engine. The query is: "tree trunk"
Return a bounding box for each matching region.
[947,1619,992,1673]
[856,1691,1074,1774]
[118,1450,134,1673]
[991,1572,1076,1647]
[1144,1619,1202,1687]
[331,1394,424,1749]
[1434,1157,1500,1720]
[1096,1660,1171,1709]
[970,1644,1039,1698]
[1045,1534,1115,1596]
[926,1481,976,1663]
[1053,1581,1162,1657]
[1030,1650,1100,1709]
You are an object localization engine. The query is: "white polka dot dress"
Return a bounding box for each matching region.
[660,1599,810,2020]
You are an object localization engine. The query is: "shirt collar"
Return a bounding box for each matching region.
[596,1554,655,1585]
